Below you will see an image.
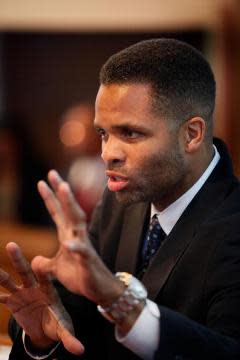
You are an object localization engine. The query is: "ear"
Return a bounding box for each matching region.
[183,117,206,153]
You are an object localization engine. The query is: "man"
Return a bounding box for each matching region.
[1,38,240,359]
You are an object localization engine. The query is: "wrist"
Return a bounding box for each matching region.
[22,331,60,359]
[27,333,56,350]
[97,276,126,309]
[97,273,147,333]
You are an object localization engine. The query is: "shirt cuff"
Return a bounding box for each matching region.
[115,299,160,360]
[22,331,60,359]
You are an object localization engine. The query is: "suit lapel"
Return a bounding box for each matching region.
[114,138,236,300]
[115,202,149,274]
[141,205,196,299]
[142,171,235,299]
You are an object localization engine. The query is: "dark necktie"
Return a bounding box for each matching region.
[138,214,166,277]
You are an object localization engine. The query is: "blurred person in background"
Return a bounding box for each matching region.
[59,103,105,222]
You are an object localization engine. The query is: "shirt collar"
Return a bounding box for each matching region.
[151,145,220,235]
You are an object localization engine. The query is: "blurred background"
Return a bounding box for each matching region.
[0,0,239,347]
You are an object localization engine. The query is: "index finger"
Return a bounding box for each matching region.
[57,181,87,229]
[37,180,63,227]
[6,242,37,288]
[47,170,83,228]
[47,169,64,193]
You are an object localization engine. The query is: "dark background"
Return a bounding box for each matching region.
[0,30,205,225]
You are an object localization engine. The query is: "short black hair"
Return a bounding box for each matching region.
[100,38,216,139]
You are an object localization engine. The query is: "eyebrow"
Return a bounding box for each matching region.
[94,121,148,132]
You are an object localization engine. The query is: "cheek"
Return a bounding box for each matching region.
[125,136,181,175]
[127,142,163,165]
[129,151,152,169]
[131,153,163,177]
[141,144,184,177]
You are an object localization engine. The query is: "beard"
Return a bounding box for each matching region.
[114,141,187,209]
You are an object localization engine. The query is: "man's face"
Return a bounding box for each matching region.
[94,83,189,210]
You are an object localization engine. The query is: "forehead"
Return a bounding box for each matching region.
[95,83,154,123]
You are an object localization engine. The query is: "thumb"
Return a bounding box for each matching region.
[58,326,85,355]
[31,255,56,278]
[48,302,85,355]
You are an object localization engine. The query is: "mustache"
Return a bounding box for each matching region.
[106,164,127,173]
[106,168,130,179]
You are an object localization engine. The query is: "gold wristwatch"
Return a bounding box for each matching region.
[97,272,147,323]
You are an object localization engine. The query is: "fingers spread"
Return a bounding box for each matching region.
[37,181,63,227]
[6,242,37,288]
[57,182,86,227]
[39,171,87,238]
[0,269,18,293]
[47,170,63,193]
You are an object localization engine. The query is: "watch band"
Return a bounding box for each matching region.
[97,272,147,323]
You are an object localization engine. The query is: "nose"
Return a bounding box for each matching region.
[101,137,125,166]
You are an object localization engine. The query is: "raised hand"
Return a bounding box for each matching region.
[32,170,124,308]
[0,242,84,355]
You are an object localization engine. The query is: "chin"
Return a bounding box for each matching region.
[115,190,146,206]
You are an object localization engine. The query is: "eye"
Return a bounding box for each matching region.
[121,128,142,140]
[96,128,107,140]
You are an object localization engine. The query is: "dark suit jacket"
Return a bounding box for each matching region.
[9,138,240,360]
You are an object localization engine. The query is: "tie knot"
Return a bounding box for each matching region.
[150,214,160,226]
[149,214,161,234]
[138,214,166,277]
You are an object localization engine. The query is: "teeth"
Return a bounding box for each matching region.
[111,176,123,181]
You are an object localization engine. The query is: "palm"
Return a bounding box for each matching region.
[0,242,83,355]
[5,287,52,341]
[33,170,117,303]
[34,233,114,303]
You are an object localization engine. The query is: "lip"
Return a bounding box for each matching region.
[106,170,128,180]
[106,170,129,192]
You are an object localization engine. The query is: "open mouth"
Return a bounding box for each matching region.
[106,172,129,192]
[109,176,124,182]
